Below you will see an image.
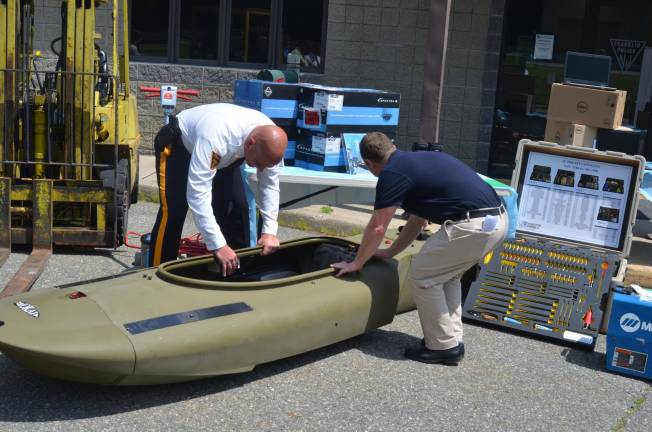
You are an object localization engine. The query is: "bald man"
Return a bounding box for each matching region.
[148,103,288,275]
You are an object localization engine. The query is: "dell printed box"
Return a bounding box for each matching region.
[547,83,626,129]
[295,84,400,172]
[234,79,299,165]
[606,292,652,380]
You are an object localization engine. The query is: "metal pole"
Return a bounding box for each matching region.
[418,0,451,145]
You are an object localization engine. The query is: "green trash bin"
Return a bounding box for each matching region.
[257,69,299,83]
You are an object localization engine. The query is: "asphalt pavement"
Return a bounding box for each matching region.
[0,201,650,432]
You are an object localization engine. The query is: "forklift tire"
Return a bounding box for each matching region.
[101,159,130,247]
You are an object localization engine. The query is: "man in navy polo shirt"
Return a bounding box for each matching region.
[332,132,507,365]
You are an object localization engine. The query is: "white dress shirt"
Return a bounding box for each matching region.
[177,103,279,251]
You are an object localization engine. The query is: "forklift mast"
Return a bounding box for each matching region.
[0,0,140,295]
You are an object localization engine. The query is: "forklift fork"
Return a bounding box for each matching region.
[0,178,53,297]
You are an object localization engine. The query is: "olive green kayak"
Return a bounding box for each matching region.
[0,236,420,385]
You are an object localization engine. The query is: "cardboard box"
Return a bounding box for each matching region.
[544,121,597,147]
[233,80,299,124]
[278,125,298,166]
[547,83,626,129]
[296,84,400,132]
[606,292,652,380]
[294,129,346,173]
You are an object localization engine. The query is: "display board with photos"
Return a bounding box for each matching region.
[515,146,639,251]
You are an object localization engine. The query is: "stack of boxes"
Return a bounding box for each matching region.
[234,80,300,165]
[544,83,627,148]
[295,84,400,172]
[234,80,401,172]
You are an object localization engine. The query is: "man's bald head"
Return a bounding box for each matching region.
[244,125,288,169]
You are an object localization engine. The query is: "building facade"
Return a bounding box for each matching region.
[34,1,651,176]
[32,0,503,173]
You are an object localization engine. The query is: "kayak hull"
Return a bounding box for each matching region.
[0,236,418,385]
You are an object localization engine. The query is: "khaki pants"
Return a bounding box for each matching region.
[408,213,507,350]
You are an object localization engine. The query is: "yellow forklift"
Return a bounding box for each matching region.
[0,0,139,294]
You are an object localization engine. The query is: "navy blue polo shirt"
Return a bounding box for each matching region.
[374,150,501,223]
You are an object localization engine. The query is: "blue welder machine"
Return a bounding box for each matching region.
[606,290,652,380]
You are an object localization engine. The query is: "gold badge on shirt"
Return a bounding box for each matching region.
[210,152,221,170]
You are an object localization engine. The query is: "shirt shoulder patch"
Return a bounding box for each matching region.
[210,152,221,170]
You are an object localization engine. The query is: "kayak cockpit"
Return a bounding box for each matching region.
[157,237,358,288]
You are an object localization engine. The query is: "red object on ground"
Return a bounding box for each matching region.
[124,231,208,257]
[178,233,209,257]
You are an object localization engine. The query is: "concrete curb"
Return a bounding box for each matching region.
[278,210,364,237]
[139,184,160,204]
[137,185,368,235]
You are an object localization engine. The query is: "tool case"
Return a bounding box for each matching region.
[462,139,646,347]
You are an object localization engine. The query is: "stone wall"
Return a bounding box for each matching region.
[323,0,431,152]
[128,65,326,153]
[129,65,258,153]
[323,0,505,172]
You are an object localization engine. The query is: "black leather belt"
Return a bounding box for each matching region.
[450,205,505,222]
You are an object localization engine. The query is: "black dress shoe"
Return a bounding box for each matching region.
[405,343,464,365]
[421,339,465,358]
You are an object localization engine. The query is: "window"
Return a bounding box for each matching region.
[179,0,220,61]
[280,0,324,71]
[130,0,170,58]
[229,0,271,64]
[488,0,652,179]
[129,0,327,72]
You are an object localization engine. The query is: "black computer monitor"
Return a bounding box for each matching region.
[564,51,612,87]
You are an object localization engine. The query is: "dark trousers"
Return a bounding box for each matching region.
[148,120,250,266]
[211,160,250,250]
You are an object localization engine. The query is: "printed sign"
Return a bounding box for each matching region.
[314,92,344,111]
[160,85,177,108]
[609,39,646,71]
[533,34,554,60]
